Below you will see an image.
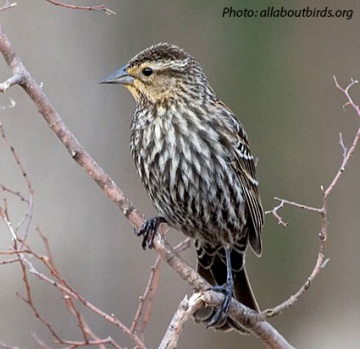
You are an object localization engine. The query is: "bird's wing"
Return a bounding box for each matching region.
[216,100,264,256]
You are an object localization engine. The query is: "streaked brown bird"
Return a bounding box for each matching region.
[101,43,264,332]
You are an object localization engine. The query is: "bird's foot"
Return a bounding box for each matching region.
[206,282,233,329]
[134,217,165,250]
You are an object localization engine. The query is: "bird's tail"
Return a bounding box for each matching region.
[193,240,259,332]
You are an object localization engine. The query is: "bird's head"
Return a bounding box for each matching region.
[101,43,215,105]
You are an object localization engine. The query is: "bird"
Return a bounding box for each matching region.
[101,43,264,332]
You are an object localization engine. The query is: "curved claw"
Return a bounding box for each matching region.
[206,294,231,328]
[134,217,166,250]
[206,283,233,329]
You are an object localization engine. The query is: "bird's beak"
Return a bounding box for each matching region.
[100,64,135,85]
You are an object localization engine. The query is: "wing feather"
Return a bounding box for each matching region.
[216,100,264,255]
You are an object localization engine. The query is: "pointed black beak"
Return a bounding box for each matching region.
[100,64,134,85]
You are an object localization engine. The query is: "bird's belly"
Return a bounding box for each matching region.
[139,154,247,245]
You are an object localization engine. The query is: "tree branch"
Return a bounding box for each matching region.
[0,23,293,349]
[0,0,17,13]
[158,293,204,349]
[44,0,116,15]
[262,76,360,319]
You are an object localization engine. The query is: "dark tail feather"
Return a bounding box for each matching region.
[233,266,259,312]
[194,242,259,332]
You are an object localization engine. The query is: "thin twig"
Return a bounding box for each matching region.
[0,23,296,349]
[131,255,161,334]
[158,294,204,349]
[32,333,53,349]
[0,257,19,265]
[0,183,29,204]
[173,237,191,253]
[1,210,64,344]
[265,200,288,227]
[0,342,18,349]
[19,253,146,349]
[0,73,21,92]
[139,255,162,339]
[0,249,31,254]
[0,0,17,13]
[274,197,323,214]
[44,0,116,15]
[36,227,90,345]
[132,238,191,338]
[54,337,123,349]
[325,77,360,197]
[263,77,360,319]
[0,122,34,242]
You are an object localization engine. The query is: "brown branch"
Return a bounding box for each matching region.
[133,238,191,339]
[0,0,17,13]
[0,343,18,349]
[0,214,64,344]
[31,333,53,349]
[273,197,323,214]
[0,24,144,232]
[264,200,288,227]
[0,122,34,242]
[139,255,162,340]
[0,182,29,204]
[131,255,161,335]
[1,215,135,349]
[0,249,31,254]
[158,294,204,349]
[0,23,294,349]
[44,0,116,15]
[54,337,123,349]
[326,77,360,196]
[0,73,21,92]
[153,235,294,349]
[0,126,116,348]
[36,228,90,346]
[28,227,124,349]
[262,76,360,319]
[0,257,19,265]
[21,254,146,348]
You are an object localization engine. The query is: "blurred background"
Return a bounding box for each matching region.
[0,0,359,348]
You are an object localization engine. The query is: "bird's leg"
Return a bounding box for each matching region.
[206,247,234,328]
[134,216,167,250]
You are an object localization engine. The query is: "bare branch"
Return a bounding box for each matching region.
[31,333,53,349]
[0,0,17,13]
[54,337,123,348]
[326,77,360,197]
[139,255,162,339]
[265,200,288,227]
[173,237,191,253]
[338,132,347,172]
[131,255,161,335]
[0,23,299,349]
[0,73,22,92]
[133,238,191,339]
[263,76,360,319]
[44,0,116,15]
[36,227,91,345]
[0,122,34,242]
[0,343,18,349]
[0,183,29,204]
[0,257,19,265]
[273,197,323,214]
[158,294,204,349]
[0,215,64,345]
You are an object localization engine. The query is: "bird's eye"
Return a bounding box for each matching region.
[142,67,153,77]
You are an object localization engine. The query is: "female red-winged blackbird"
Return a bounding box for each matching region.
[101,43,264,331]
